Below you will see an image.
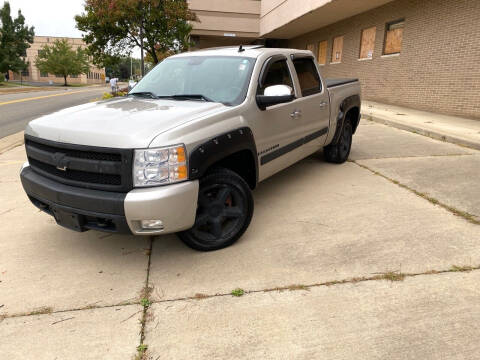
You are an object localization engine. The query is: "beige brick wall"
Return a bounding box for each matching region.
[288,0,480,120]
[12,36,105,85]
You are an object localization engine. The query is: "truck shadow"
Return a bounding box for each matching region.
[153,151,334,254]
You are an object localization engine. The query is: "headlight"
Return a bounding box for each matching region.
[133,144,187,187]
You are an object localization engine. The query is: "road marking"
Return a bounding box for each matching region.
[0,160,25,166]
[0,89,102,106]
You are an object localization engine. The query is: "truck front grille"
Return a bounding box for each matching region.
[25,136,133,192]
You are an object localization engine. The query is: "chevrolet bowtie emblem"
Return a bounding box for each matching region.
[53,152,68,171]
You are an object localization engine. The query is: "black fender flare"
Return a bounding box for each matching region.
[331,94,361,144]
[188,127,258,184]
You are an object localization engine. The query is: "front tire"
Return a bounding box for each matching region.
[323,120,353,164]
[178,168,254,251]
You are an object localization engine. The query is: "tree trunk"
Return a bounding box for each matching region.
[64,75,67,86]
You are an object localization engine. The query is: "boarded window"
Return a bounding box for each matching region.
[306,43,315,54]
[317,40,328,65]
[331,36,344,63]
[384,20,404,55]
[359,27,376,59]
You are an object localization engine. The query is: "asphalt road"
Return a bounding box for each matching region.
[0,86,108,138]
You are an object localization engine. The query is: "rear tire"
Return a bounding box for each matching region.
[178,168,254,251]
[324,120,353,164]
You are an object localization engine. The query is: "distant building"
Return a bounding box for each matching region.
[11,36,105,85]
[188,0,480,120]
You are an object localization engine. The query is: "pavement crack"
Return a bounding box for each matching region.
[0,208,14,216]
[51,316,74,325]
[145,264,480,305]
[135,236,154,359]
[1,264,479,321]
[351,160,480,225]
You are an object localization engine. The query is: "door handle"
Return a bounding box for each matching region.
[290,110,302,119]
[319,102,328,108]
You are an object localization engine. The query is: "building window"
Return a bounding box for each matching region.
[331,36,344,63]
[317,40,328,65]
[40,72,48,77]
[21,69,29,77]
[292,58,322,97]
[384,19,405,55]
[71,74,78,78]
[55,74,63,78]
[359,26,376,59]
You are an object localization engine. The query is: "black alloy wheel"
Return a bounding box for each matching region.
[178,168,254,251]
[324,120,353,164]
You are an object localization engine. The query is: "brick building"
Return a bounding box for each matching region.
[188,0,480,119]
[10,36,105,85]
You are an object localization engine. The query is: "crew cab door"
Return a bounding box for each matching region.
[290,55,330,151]
[252,55,307,181]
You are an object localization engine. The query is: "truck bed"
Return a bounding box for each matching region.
[326,78,359,88]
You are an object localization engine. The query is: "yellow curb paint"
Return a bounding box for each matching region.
[0,160,25,166]
[0,89,100,106]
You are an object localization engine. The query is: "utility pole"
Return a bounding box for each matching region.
[140,25,145,77]
[130,53,133,79]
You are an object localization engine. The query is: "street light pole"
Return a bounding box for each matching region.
[140,25,145,77]
[130,53,133,79]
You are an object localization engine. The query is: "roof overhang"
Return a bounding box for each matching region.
[261,0,395,39]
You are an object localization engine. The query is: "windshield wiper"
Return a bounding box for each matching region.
[169,94,215,102]
[129,91,159,99]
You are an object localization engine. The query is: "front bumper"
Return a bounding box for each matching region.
[20,164,199,235]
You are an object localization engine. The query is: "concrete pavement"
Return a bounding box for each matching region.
[146,272,480,360]
[2,305,142,360]
[362,100,480,150]
[0,120,479,359]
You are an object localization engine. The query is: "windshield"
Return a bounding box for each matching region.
[130,56,256,106]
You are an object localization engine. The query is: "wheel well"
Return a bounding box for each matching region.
[207,150,257,189]
[346,107,360,133]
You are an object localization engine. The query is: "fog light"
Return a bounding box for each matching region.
[141,220,164,230]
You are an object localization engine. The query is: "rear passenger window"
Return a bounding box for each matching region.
[292,58,322,96]
[258,59,293,95]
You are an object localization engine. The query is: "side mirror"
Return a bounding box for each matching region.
[256,85,294,110]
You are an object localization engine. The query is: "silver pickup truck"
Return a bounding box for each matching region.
[20,46,361,251]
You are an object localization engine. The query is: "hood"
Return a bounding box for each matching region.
[25,97,228,148]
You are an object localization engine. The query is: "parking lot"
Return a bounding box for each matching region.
[1,119,479,359]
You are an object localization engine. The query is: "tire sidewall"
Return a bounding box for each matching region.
[178,168,254,251]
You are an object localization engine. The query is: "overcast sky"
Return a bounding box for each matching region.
[7,0,85,38]
[6,0,142,57]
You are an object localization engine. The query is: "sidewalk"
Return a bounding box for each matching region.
[361,100,480,150]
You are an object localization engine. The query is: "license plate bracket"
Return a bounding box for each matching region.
[51,207,84,232]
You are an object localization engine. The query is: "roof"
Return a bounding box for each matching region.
[171,46,314,59]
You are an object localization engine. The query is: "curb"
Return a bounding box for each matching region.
[0,131,24,155]
[361,113,480,151]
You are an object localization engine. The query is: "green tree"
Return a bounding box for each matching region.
[75,0,197,67]
[35,39,90,86]
[105,56,143,80]
[0,1,35,75]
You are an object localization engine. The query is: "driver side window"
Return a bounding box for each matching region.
[258,60,293,95]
